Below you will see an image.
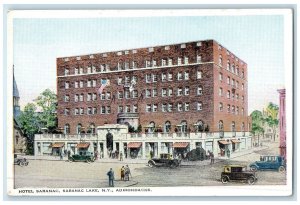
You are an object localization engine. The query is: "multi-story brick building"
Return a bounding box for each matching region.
[57,39,250,136]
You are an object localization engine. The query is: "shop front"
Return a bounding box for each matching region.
[51,142,65,156]
[127,142,142,159]
[76,142,90,155]
[231,139,241,152]
[172,142,190,159]
[218,140,231,157]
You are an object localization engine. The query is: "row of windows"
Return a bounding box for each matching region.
[146,102,203,113]
[218,55,245,78]
[218,103,245,116]
[218,88,245,102]
[218,73,245,90]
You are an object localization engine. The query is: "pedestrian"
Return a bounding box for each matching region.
[94,151,98,160]
[120,166,125,181]
[119,152,123,161]
[60,150,63,160]
[210,151,215,164]
[107,168,115,187]
[67,150,71,159]
[124,164,132,181]
[226,149,230,158]
[99,150,103,159]
[64,149,67,157]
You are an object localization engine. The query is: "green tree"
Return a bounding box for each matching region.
[265,102,279,141]
[250,110,264,146]
[35,89,57,132]
[17,103,39,154]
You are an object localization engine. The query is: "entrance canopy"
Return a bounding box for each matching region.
[218,140,231,145]
[127,142,142,148]
[173,142,189,148]
[76,142,90,149]
[231,139,241,144]
[51,142,65,148]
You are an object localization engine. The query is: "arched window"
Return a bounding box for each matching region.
[219,55,222,66]
[149,121,155,133]
[89,123,95,134]
[219,120,224,131]
[197,86,203,95]
[196,120,204,132]
[231,121,236,132]
[181,120,188,133]
[164,121,171,133]
[64,124,70,134]
[241,122,245,131]
[76,123,82,134]
[87,63,92,73]
[227,60,230,70]
[64,67,69,76]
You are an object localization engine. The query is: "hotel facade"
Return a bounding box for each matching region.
[34,39,253,159]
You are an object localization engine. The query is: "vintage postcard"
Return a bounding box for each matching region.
[6,9,293,197]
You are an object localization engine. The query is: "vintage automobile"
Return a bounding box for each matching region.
[68,152,95,163]
[14,154,29,167]
[221,165,257,185]
[249,155,286,172]
[148,153,180,168]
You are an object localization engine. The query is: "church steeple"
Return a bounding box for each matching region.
[13,66,21,118]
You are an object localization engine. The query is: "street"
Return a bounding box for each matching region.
[14,141,286,188]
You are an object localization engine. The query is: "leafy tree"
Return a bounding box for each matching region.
[250,110,264,146]
[265,102,279,141]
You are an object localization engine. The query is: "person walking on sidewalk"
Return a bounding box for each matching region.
[124,165,132,181]
[120,166,125,181]
[119,152,123,161]
[107,168,115,187]
[60,150,63,160]
[209,151,215,164]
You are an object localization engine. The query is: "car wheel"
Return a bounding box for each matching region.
[278,166,285,173]
[19,161,25,167]
[221,176,229,184]
[148,161,155,168]
[250,166,257,171]
[247,176,256,185]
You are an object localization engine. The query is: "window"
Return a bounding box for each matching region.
[89,123,96,134]
[133,105,138,113]
[168,58,173,66]
[132,61,137,69]
[75,67,79,75]
[152,60,157,67]
[80,94,84,102]
[125,91,130,99]
[106,106,111,114]
[185,102,190,111]
[232,64,235,73]
[74,81,79,88]
[236,94,239,100]
[118,77,123,85]
[177,103,183,111]
[232,79,235,87]
[241,70,245,78]
[145,60,151,68]
[227,90,230,99]
[76,123,82,134]
[185,87,190,95]
[125,76,130,85]
[162,104,167,112]
[149,47,154,52]
[219,103,223,111]
[162,88,167,97]
[232,106,235,114]
[146,89,151,98]
[219,121,224,131]
[196,42,202,46]
[219,87,223,96]
[106,92,111,100]
[219,73,223,81]
[196,55,202,63]
[227,104,230,113]
[132,90,138,98]
[92,80,97,87]
[75,108,79,115]
[92,65,97,73]
[92,107,97,114]
[80,81,84,88]
[168,103,173,112]
[219,55,222,66]
[132,76,137,84]
[124,62,129,70]
[87,93,92,101]
[152,74,158,82]
[168,73,173,81]
[117,51,122,56]
[197,102,203,111]
[64,124,70,134]
[242,83,244,90]
[242,108,244,115]
[146,104,151,112]
[197,86,203,95]
[118,91,123,99]
[236,106,239,115]
[79,67,83,74]
[227,60,230,70]
[87,66,91,74]
[161,73,167,82]
[101,93,105,100]
[65,82,70,89]
[177,72,183,81]
[184,71,189,80]
[64,108,70,115]
[184,56,189,64]
[152,104,158,112]
[236,67,239,75]
[101,106,106,114]
[152,89,158,97]
[146,74,151,83]
[161,59,167,66]
[132,50,137,54]
[168,88,173,96]
[165,46,170,50]
[177,87,183,96]
[80,108,84,115]
[197,71,202,79]
[87,107,92,115]
[64,68,69,76]
[181,43,186,48]
[227,77,230,85]
[232,92,235,99]
[231,121,236,132]
[87,80,92,87]
[118,106,123,113]
[125,105,130,113]
[75,94,79,102]
[242,95,245,102]
[125,50,129,55]
[178,57,182,65]
[100,64,105,72]
[64,95,70,102]
[236,81,239,89]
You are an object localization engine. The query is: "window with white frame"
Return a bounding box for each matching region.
[64,68,69,76]
[80,94,84,102]
[168,58,173,66]
[118,106,123,113]
[178,57,182,65]
[92,80,97,87]
[236,67,239,75]
[242,83,244,90]
[146,104,151,112]
[106,106,111,114]
[197,42,202,46]
[198,86,203,95]
[75,81,79,88]
[219,55,222,66]
[197,70,202,79]
[125,91,130,99]
[132,76,137,84]
[165,46,170,50]
[185,102,190,111]
[64,108,70,115]
[161,73,167,82]
[118,91,123,99]
[125,105,130,113]
[87,66,91,74]
[92,93,97,101]
[100,64,105,72]
[219,73,223,81]
[177,103,183,111]
[152,74,158,82]
[65,82,70,89]
[227,76,230,85]
[80,81,84,88]
[146,74,151,83]
[236,81,239,89]
[93,107,97,114]
[177,72,183,80]
[87,107,92,115]
[145,60,151,68]
[118,77,123,85]
[75,108,79,115]
[161,59,167,66]
[124,62,129,70]
[149,47,154,52]
[75,67,79,75]
[75,94,79,102]
[231,64,235,73]
[197,55,202,63]
[87,93,92,101]
[117,51,122,56]
[64,95,70,102]
[152,60,157,67]
[184,56,189,64]
[242,108,244,115]
[168,103,173,112]
[87,80,92,87]
[184,71,189,80]
[146,89,151,98]
[92,65,97,73]
[168,88,173,96]
[79,67,83,74]
[242,95,244,102]
[132,61,137,69]
[185,87,190,95]
[80,108,84,115]
[152,89,158,97]
[117,62,122,70]
[152,104,158,112]
[162,104,167,112]
[197,102,203,111]
[132,90,138,98]
[101,93,105,100]
[232,106,235,114]
[101,106,106,114]
[236,94,239,100]
[168,73,173,81]
[227,104,230,113]
[232,92,235,99]
[106,92,111,100]
[236,106,239,115]
[181,43,186,48]
[162,88,167,97]
[125,76,130,85]
[227,90,230,99]
[133,105,138,113]
[242,70,245,78]
[177,87,183,96]
[227,60,230,70]
[219,103,223,111]
[219,87,223,96]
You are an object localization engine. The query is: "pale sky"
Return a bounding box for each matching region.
[13,14,285,114]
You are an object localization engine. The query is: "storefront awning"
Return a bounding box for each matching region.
[76,142,90,149]
[231,139,241,144]
[218,140,231,145]
[173,142,189,148]
[51,142,65,148]
[127,142,142,148]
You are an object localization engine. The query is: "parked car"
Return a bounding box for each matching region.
[148,153,180,168]
[14,154,29,167]
[68,152,95,163]
[249,155,286,172]
[221,165,257,185]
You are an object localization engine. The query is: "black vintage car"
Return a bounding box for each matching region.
[14,154,29,167]
[221,165,257,185]
[68,152,95,163]
[148,153,180,168]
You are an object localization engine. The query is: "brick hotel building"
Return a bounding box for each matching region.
[34,39,252,159]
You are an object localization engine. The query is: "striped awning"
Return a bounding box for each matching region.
[127,142,142,148]
[173,142,189,148]
[218,140,231,145]
[231,139,241,144]
[51,142,65,148]
[77,142,90,149]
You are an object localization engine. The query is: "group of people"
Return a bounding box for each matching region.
[106,165,132,187]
